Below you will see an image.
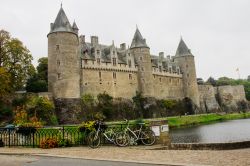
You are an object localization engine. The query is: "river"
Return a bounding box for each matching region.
[170,118,250,143]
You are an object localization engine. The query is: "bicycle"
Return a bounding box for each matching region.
[115,119,156,146]
[87,121,128,148]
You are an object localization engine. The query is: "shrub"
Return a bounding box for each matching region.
[40,138,58,149]
[58,139,72,147]
[78,121,96,133]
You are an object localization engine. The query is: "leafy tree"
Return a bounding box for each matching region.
[26,57,48,92]
[0,67,11,98]
[0,29,33,91]
[206,77,217,86]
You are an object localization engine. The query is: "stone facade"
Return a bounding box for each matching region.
[48,7,196,103]
[47,6,247,119]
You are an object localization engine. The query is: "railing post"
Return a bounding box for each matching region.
[8,129,10,147]
[32,131,35,148]
[62,126,65,142]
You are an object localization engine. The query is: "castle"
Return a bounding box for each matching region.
[48,6,247,121]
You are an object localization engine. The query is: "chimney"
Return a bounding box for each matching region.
[79,35,85,44]
[50,23,54,31]
[120,43,126,50]
[91,36,98,46]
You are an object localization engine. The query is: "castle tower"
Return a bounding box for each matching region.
[48,6,80,99]
[174,38,200,108]
[130,27,154,97]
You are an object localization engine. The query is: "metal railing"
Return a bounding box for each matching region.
[0,122,150,147]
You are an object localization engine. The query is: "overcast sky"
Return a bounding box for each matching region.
[0,0,249,80]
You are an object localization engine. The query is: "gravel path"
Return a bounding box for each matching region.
[0,146,249,166]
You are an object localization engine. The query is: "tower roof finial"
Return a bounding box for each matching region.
[136,24,138,29]
[60,2,62,8]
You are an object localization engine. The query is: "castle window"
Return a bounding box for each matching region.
[113,72,116,79]
[169,68,172,73]
[186,64,188,68]
[113,51,115,55]
[112,58,117,66]
[99,71,101,79]
[129,74,132,80]
[56,45,59,51]
[128,60,131,68]
[97,50,100,55]
[140,57,143,61]
[97,58,100,65]
[169,78,172,84]
[84,59,88,64]
[159,77,162,82]
[128,53,130,56]
[57,73,61,79]
[141,67,144,71]
[187,73,189,77]
[57,60,60,66]
[153,75,155,78]
[159,66,162,72]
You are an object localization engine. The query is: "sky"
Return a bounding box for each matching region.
[0,0,249,80]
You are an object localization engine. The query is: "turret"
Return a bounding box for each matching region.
[174,38,200,109]
[130,27,154,97]
[47,5,80,99]
[72,21,79,35]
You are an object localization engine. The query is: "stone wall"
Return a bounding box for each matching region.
[198,85,248,113]
[81,68,138,99]
[54,98,82,124]
[198,85,220,113]
[216,85,248,112]
[152,74,184,100]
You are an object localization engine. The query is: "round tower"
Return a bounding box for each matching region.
[130,27,154,97]
[174,38,200,108]
[48,6,80,99]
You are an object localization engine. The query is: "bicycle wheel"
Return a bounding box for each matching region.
[88,131,101,148]
[141,130,156,146]
[115,132,129,147]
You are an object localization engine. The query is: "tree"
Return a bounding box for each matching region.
[0,29,33,92]
[26,57,48,92]
[206,77,217,86]
[0,67,11,98]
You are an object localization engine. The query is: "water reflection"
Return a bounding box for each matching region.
[170,118,250,143]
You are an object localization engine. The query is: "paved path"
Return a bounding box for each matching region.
[0,146,250,166]
[0,155,174,166]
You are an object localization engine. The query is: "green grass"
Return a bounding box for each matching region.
[166,112,250,128]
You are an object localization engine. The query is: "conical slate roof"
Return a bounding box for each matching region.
[49,6,75,34]
[130,27,148,48]
[175,38,192,56]
[72,21,79,30]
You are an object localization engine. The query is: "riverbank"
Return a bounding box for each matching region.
[166,112,250,128]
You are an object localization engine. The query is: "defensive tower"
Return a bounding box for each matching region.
[48,6,80,99]
[174,38,200,108]
[130,27,154,97]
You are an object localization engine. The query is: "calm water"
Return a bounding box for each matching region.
[170,118,250,143]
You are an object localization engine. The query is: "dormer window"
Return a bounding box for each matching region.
[113,51,115,55]
[112,58,117,66]
[97,58,100,65]
[97,50,100,55]
[128,60,131,68]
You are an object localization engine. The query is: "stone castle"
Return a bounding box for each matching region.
[48,6,247,120]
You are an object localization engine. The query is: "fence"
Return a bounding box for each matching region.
[0,122,150,147]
